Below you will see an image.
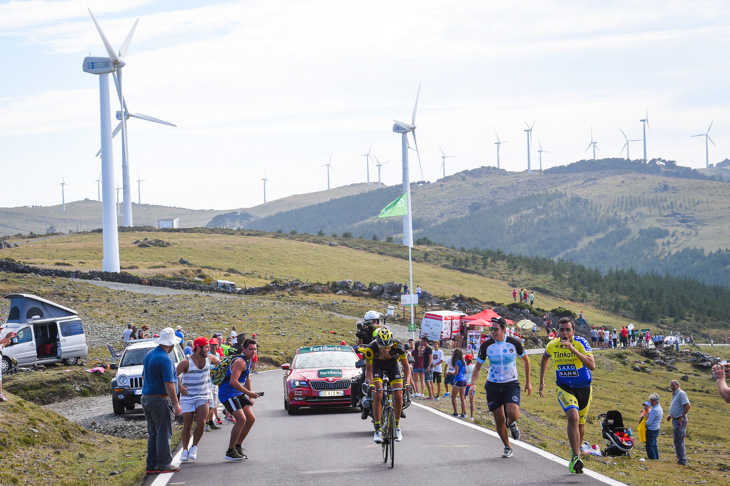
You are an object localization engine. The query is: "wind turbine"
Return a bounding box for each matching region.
[60,176,68,212]
[262,174,269,204]
[439,146,454,179]
[322,154,335,190]
[640,111,650,162]
[88,9,139,228]
[373,154,389,189]
[692,121,716,168]
[115,185,122,217]
[537,140,549,171]
[136,174,145,205]
[495,132,506,169]
[620,128,642,161]
[95,173,101,202]
[585,127,598,161]
[524,121,535,174]
[360,144,372,184]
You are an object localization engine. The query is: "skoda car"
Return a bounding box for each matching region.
[282,344,360,415]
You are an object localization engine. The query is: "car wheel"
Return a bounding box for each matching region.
[287,402,299,415]
[1,357,11,374]
[62,358,79,366]
[125,402,135,411]
[284,398,289,411]
[112,399,125,415]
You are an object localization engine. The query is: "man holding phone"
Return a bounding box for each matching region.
[539,317,595,475]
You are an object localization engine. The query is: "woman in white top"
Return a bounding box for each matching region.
[176,336,221,462]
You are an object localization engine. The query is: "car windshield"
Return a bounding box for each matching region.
[293,351,356,369]
[120,347,177,367]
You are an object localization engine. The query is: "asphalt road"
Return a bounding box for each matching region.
[146,370,624,486]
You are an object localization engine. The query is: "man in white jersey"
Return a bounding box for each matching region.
[469,317,532,458]
[176,336,221,462]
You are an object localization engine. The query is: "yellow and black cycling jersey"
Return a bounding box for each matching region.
[364,339,407,364]
[544,336,593,389]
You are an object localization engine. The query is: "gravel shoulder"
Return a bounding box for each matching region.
[44,395,149,440]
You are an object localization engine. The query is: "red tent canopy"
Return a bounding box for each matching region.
[463,309,513,326]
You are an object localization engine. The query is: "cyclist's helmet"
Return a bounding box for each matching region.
[375,327,394,347]
[363,310,381,325]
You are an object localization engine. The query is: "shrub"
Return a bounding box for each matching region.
[550,307,576,318]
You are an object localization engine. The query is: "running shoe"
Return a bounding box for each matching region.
[189,445,198,461]
[395,428,403,442]
[208,421,221,430]
[204,424,211,432]
[157,466,181,473]
[443,392,450,397]
[235,445,247,459]
[502,447,514,458]
[224,416,236,424]
[225,449,245,461]
[0,394,7,402]
[374,429,383,444]
[507,419,521,440]
[569,455,584,474]
[460,414,467,418]
[215,418,223,425]
[451,412,459,416]
[180,449,189,462]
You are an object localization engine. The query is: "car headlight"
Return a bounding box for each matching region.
[291,380,309,388]
[117,375,128,386]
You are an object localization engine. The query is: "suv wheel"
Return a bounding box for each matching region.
[125,402,135,411]
[1,357,10,374]
[62,358,79,366]
[112,399,125,415]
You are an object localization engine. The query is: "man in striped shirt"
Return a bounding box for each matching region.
[176,336,221,462]
[645,393,663,460]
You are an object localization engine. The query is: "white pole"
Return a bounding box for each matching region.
[401,132,415,335]
[118,70,133,227]
[642,122,647,162]
[99,73,120,272]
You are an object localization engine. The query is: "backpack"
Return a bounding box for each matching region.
[210,354,244,386]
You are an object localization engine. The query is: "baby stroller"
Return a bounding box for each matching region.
[597,411,634,456]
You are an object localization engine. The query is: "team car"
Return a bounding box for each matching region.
[111,339,184,415]
[281,344,361,415]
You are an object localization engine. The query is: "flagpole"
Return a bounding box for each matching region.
[409,246,414,340]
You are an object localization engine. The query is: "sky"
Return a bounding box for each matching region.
[2,0,730,211]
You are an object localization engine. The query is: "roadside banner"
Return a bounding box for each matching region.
[401,294,418,307]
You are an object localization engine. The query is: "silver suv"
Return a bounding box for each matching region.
[111,339,184,415]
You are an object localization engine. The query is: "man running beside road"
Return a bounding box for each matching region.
[218,338,259,461]
[364,327,411,443]
[539,317,595,474]
[469,317,532,458]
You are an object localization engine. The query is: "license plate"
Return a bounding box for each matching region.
[134,389,142,395]
[320,390,344,397]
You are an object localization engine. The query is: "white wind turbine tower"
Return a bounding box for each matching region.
[585,127,599,161]
[439,146,454,179]
[115,185,122,217]
[95,172,101,202]
[524,121,535,174]
[360,144,372,184]
[692,121,716,168]
[640,111,650,162]
[262,175,269,204]
[495,132,506,169]
[60,176,68,212]
[136,174,145,205]
[392,84,423,334]
[620,128,641,161]
[322,154,335,190]
[537,140,549,171]
[373,154,389,189]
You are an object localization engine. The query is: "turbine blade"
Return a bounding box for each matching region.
[531,120,536,130]
[585,143,592,152]
[118,18,139,59]
[411,83,421,126]
[709,136,717,147]
[708,120,714,134]
[88,9,121,64]
[96,122,123,156]
[620,128,627,140]
[439,145,445,156]
[495,131,501,143]
[691,134,704,138]
[129,113,177,127]
[621,142,627,155]
[368,142,372,155]
[412,130,423,179]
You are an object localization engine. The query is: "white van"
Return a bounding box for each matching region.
[420,311,464,341]
[214,280,239,291]
[0,293,89,373]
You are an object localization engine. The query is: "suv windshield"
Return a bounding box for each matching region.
[293,351,356,369]
[120,347,177,367]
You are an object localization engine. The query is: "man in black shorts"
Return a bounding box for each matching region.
[469,317,532,458]
[365,328,411,443]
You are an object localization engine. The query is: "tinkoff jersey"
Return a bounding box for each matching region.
[544,337,593,388]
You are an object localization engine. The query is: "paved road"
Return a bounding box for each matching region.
[146,370,624,486]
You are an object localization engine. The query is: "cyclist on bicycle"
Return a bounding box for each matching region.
[365,327,411,443]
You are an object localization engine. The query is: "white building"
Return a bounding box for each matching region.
[157,218,180,229]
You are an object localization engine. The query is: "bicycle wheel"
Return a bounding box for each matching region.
[388,406,395,468]
[381,405,390,463]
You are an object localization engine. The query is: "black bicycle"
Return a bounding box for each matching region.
[378,376,406,468]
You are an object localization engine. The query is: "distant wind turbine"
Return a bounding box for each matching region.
[322,154,335,190]
[262,174,269,204]
[495,132,507,169]
[60,176,68,212]
[95,173,101,202]
[115,185,121,217]
[136,174,144,205]
[439,146,454,179]
[524,121,535,174]
[620,128,641,161]
[373,154,389,189]
[537,140,549,171]
[585,127,598,161]
[360,144,372,184]
[640,111,650,162]
[692,121,716,168]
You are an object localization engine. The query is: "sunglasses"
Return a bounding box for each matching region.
[490,327,501,331]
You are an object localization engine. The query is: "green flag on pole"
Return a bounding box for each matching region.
[378,192,408,218]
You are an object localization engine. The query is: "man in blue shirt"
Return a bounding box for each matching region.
[175,325,185,342]
[141,327,182,475]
